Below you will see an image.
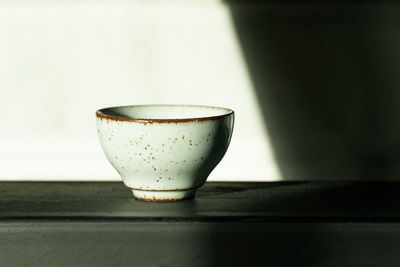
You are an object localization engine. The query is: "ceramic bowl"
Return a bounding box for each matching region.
[96,104,234,201]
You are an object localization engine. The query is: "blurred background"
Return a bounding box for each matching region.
[2,0,400,181]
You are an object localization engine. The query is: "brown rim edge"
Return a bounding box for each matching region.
[127,185,202,192]
[134,194,195,202]
[95,104,234,123]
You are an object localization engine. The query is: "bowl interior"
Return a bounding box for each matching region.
[97,105,233,120]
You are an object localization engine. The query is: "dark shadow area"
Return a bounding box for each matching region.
[229,1,400,180]
[196,182,400,266]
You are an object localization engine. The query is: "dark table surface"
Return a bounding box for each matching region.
[2,181,400,267]
[1,181,400,221]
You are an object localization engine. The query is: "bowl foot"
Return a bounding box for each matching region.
[131,188,197,202]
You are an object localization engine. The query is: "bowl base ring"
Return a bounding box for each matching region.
[131,188,197,202]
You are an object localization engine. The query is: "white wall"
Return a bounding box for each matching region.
[0,1,281,181]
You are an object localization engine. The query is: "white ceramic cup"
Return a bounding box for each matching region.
[96,104,234,201]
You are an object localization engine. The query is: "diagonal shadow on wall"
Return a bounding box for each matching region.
[228,1,400,180]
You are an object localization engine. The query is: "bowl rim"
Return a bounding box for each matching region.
[96,104,234,123]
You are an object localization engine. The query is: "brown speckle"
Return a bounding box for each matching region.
[182,135,185,139]
[108,137,111,141]
[130,157,133,160]
[115,156,118,159]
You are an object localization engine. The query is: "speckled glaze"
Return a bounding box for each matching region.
[96,105,234,201]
